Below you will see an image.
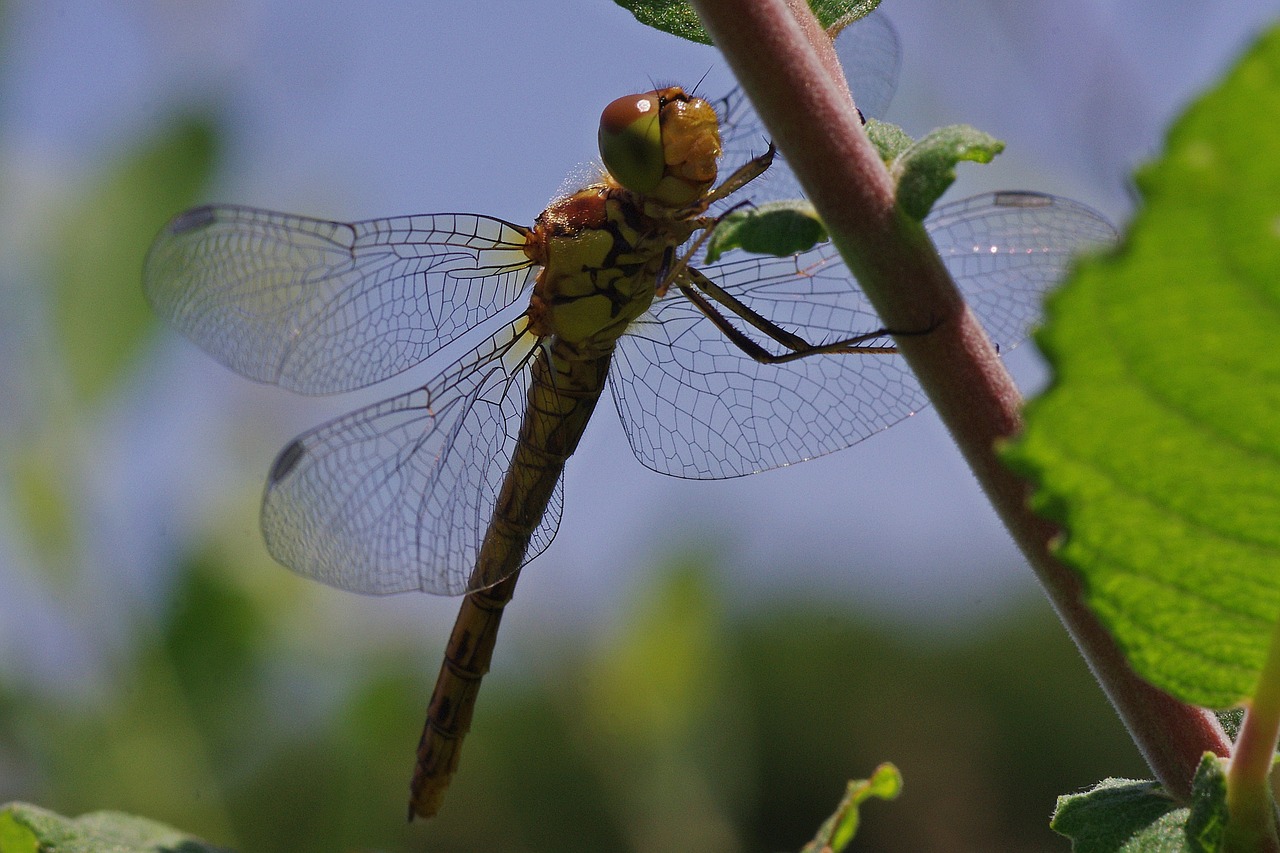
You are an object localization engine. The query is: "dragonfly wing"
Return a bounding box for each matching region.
[144,205,536,394]
[927,191,1117,350]
[612,241,923,479]
[832,7,900,121]
[612,193,1114,479]
[260,317,557,595]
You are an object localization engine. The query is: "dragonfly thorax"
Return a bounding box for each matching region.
[525,183,697,353]
[522,87,726,354]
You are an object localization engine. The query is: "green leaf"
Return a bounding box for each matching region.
[705,200,828,262]
[1002,23,1280,708]
[1051,778,1188,852]
[800,764,902,853]
[0,802,231,853]
[610,0,881,46]
[1185,755,1230,853]
[53,117,217,400]
[890,124,1004,220]
[1050,759,1233,853]
[864,118,914,162]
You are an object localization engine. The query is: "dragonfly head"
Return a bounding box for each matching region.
[599,86,721,208]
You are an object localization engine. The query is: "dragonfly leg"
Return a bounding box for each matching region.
[655,199,753,298]
[679,266,937,365]
[702,143,776,206]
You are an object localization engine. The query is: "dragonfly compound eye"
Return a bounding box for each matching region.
[599,92,665,195]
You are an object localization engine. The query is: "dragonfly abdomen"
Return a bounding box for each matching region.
[410,345,612,818]
[411,569,517,819]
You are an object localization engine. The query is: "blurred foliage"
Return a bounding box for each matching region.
[6,116,217,582]
[0,543,1148,853]
[52,118,217,403]
[1005,22,1280,710]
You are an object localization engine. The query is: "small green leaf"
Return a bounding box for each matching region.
[801,763,902,853]
[890,124,1004,219]
[0,802,231,853]
[864,118,914,162]
[53,117,218,400]
[705,200,828,262]
[1050,778,1188,852]
[609,0,710,43]
[610,0,881,46]
[1002,23,1280,709]
[1186,755,1229,853]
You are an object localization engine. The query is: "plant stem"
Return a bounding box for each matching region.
[688,0,1231,802]
[1224,618,1280,851]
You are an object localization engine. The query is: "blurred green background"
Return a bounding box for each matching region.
[1,540,1149,851]
[1,2,1271,851]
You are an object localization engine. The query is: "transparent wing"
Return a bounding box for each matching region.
[611,192,1115,479]
[144,205,536,394]
[612,241,915,479]
[927,192,1117,351]
[260,317,562,596]
[832,7,900,121]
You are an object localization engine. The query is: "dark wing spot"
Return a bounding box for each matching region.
[167,205,218,234]
[992,191,1053,209]
[268,439,307,485]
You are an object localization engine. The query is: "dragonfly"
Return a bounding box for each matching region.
[143,12,1113,820]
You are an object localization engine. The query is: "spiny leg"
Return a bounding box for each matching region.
[702,143,776,206]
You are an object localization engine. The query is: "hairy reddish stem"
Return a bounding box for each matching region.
[689,0,1230,802]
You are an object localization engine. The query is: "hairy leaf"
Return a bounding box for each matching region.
[610,0,881,46]
[0,803,230,853]
[705,200,828,262]
[891,124,1004,220]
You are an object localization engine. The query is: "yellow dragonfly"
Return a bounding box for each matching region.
[143,15,1112,820]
